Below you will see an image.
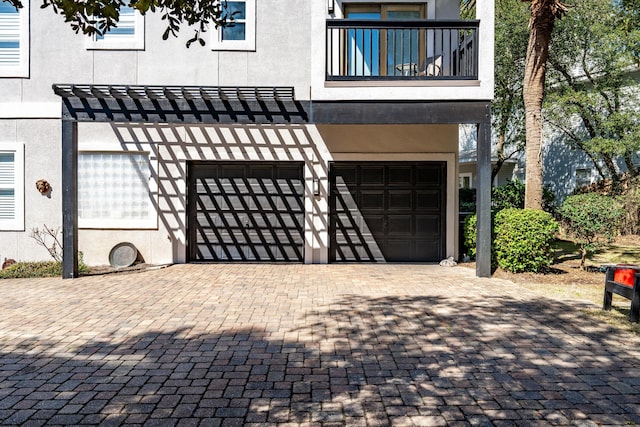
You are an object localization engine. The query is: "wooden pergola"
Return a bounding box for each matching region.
[53,84,492,277]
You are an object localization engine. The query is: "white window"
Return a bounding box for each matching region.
[0,1,29,77]
[86,6,145,50]
[211,0,256,51]
[459,172,472,189]
[0,144,24,231]
[78,152,156,229]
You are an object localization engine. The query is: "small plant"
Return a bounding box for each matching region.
[494,208,558,273]
[30,225,63,262]
[560,193,624,269]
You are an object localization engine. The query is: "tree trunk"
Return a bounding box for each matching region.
[522,0,567,209]
[624,152,639,177]
[580,246,587,270]
[601,153,620,185]
[491,133,506,186]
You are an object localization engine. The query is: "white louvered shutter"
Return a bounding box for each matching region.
[0,153,15,220]
[96,7,136,41]
[0,4,20,67]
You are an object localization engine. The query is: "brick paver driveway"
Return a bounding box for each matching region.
[1,264,640,426]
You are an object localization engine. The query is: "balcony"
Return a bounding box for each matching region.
[326,19,479,81]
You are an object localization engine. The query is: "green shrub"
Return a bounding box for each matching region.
[0,254,89,279]
[560,193,623,269]
[491,180,557,214]
[0,261,62,278]
[493,179,525,211]
[463,214,478,258]
[494,208,559,273]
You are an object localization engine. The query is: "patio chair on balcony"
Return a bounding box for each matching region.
[418,55,442,77]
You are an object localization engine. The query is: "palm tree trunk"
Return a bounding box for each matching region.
[522,0,567,209]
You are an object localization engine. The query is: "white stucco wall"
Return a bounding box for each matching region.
[0,119,62,263]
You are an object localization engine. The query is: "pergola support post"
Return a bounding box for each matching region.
[62,119,78,279]
[476,119,492,277]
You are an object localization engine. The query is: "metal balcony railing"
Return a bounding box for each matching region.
[326,19,479,81]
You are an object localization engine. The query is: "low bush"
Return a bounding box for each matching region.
[0,261,63,278]
[0,254,89,279]
[493,179,526,211]
[492,179,556,213]
[494,208,558,273]
[560,193,623,269]
[463,213,478,258]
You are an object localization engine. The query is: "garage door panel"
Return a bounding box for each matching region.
[334,190,359,210]
[388,166,412,186]
[333,167,357,185]
[416,190,441,210]
[416,215,441,235]
[387,215,413,235]
[388,191,412,210]
[196,212,244,228]
[384,240,415,261]
[330,162,445,262]
[281,195,304,211]
[414,240,442,259]
[363,215,385,234]
[361,191,385,210]
[189,162,304,262]
[361,166,385,185]
[416,165,443,186]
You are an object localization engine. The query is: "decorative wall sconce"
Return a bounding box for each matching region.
[313,178,320,196]
[327,0,334,14]
[35,179,51,195]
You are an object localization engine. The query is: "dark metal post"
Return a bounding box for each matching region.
[62,119,78,279]
[476,116,492,277]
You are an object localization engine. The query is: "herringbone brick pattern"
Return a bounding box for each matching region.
[0,264,639,426]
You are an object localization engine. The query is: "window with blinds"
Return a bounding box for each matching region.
[78,152,156,229]
[0,145,24,231]
[87,6,145,50]
[0,1,29,77]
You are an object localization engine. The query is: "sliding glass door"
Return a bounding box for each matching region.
[345,4,426,77]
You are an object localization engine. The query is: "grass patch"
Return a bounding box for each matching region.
[0,260,89,279]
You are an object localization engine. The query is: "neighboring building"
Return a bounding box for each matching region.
[458,148,518,189]
[0,0,495,277]
[537,68,640,204]
[542,134,640,204]
[457,123,519,190]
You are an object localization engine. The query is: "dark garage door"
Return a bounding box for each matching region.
[330,162,446,262]
[188,162,305,262]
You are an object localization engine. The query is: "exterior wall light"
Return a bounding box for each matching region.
[327,0,334,14]
[313,178,320,196]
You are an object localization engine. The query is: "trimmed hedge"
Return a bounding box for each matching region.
[494,208,558,273]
